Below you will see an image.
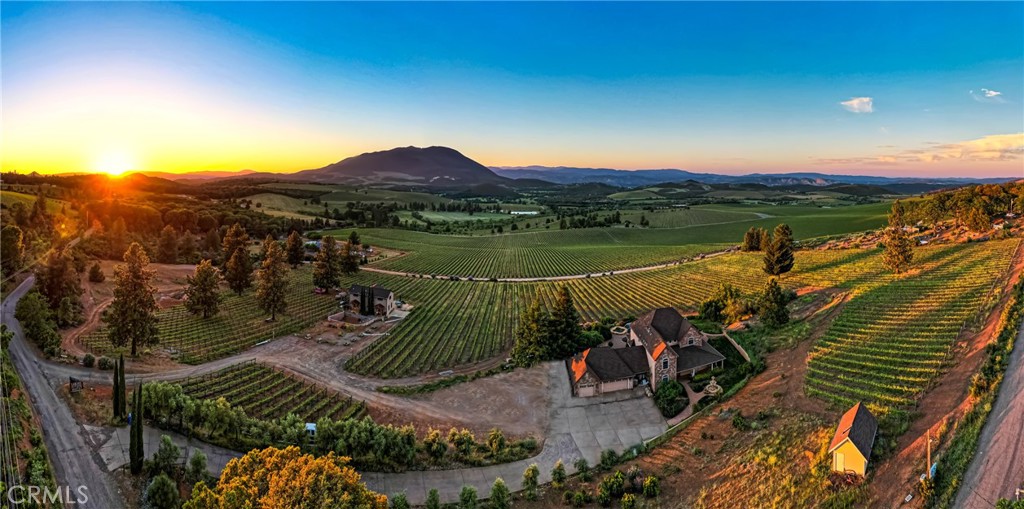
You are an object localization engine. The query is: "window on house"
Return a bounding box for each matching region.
[661,359,668,370]
[661,374,669,382]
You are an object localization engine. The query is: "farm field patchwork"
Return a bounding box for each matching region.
[329,202,889,278]
[805,239,1019,425]
[176,362,368,422]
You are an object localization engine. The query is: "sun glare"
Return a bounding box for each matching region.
[93,151,135,177]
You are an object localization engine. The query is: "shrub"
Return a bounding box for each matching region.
[621,493,638,509]
[459,486,477,509]
[599,449,619,470]
[596,485,611,507]
[552,459,567,488]
[572,491,588,508]
[97,357,114,370]
[574,458,592,482]
[426,489,440,509]
[88,262,105,283]
[522,463,540,501]
[82,353,95,368]
[653,379,688,418]
[732,412,751,431]
[642,476,660,498]
[391,493,410,509]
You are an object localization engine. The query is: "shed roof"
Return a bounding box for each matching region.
[828,402,878,459]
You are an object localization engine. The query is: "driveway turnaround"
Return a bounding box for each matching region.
[361,363,667,503]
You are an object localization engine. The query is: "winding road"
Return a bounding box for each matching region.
[956,317,1024,508]
[3,276,124,509]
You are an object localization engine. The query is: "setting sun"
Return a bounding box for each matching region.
[93,151,135,176]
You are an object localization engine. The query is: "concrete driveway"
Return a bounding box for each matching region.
[362,362,667,503]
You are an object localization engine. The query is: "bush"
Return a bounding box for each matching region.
[391,493,410,509]
[88,262,105,283]
[642,476,660,498]
[574,458,592,482]
[599,449,619,470]
[732,412,752,431]
[97,357,114,370]
[621,493,638,509]
[82,353,95,368]
[572,491,588,508]
[552,459,567,488]
[653,379,688,418]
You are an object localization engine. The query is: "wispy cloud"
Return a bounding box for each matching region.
[814,133,1024,166]
[970,88,1006,103]
[840,97,873,113]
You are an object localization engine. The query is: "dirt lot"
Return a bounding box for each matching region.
[63,261,196,356]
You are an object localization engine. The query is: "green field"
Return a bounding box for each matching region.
[1,190,70,214]
[176,362,368,422]
[260,183,453,205]
[246,193,322,219]
[805,239,1018,426]
[329,202,890,278]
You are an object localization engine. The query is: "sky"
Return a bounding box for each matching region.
[2,2,1022,178]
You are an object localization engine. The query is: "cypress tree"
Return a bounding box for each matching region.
[130,383,144,474]
[118,355,127,418]
[762,224,795,277]
[112,361,121,422]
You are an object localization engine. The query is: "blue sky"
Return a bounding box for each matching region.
[2,1,1022,177]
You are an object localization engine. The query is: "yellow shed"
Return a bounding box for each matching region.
[828,402,878,476]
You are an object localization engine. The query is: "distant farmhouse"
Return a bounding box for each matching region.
[568,307,726,397]
[348,284,396,317]
[829,402,878,476]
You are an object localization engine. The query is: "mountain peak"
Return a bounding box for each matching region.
[289,145,508,187]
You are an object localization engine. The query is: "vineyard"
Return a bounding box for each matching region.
[805,239,1019,423]
[80,268,342,363]
[176,362,368,423]
[328,202,889,278]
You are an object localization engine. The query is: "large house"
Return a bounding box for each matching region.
[568,307,726,397]
[828,402,877,476]
[348,284,396,317]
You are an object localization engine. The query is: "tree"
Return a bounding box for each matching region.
[130,384,144,474]
[489,478,511,509]
[758,277,790,328]
[391,493,410,509]
[551,459,567,488]
[185,260,222,318]
[88,262,105,283]
[882,200,915,274]
[965,205,990,232]
[285,231,304,268]
[548,285,583,358]
[255,236,288,320]
[221,223,250,267]
[202,228,221,260]
[179,233,197,262]
[457,486,477,509]
[1,225,24,277]
[186,450,208,484]
[109,217,128,260]
[112,358,121,422]
[348,230,361,247]
[15,290,62,356]
[522,463,540,501]
[762,224,794,277]
[105,243,159,356]
[510,290,549,367]
[151,435,181,478]
[183,446,387,509]
[145,473,179,509]
[741,227,762,252]
[312,236,341,290]
[339,240,361,276]
[223,248,253,296]
[157,225,179,263]
[35,249,83,326]
[118,355,126,418]
[426,489,441,509]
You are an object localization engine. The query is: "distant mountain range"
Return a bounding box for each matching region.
[135,146,1015,192]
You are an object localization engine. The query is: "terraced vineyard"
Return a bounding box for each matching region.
[805,239,1019,422]
[328,202,889,278]
[80,268,343,363]
[177,362,368,422]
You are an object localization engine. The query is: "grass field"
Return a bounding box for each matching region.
[176,362,368,422]
[804,239,1018,428]
[1,190,71,214]
[329,202,890,278]
[246,193,322,219]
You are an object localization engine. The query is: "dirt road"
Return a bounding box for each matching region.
[3,276,125,508]
[955,318,1024,508]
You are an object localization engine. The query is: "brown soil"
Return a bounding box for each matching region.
[63,261,197,357]
[867,239,1024,508]
[59,382,115,427]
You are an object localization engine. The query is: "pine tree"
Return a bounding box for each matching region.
[255,236,288,321]
[742,227,762,251]
[285,231,304,268]
[548,284,583,358]
[882,200,915,274]
[348,230,361,248]
[203,228,222,260]
[762,224,795,277]
[757,277,790,328]
[312,236,341,290]
[35,248,83,325]
[157,225,178,263]
[339,240,360,276]
[184,260,222,318]
[105,243,158,356]
[179,233,197,262]
[221,223,250,267]
[510,290,549,367]
[224,248,253,296]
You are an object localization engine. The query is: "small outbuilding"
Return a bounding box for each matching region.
[828,402,878,476]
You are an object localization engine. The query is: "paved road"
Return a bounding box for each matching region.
[956,318,1024,508]
[3,276,125,508]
